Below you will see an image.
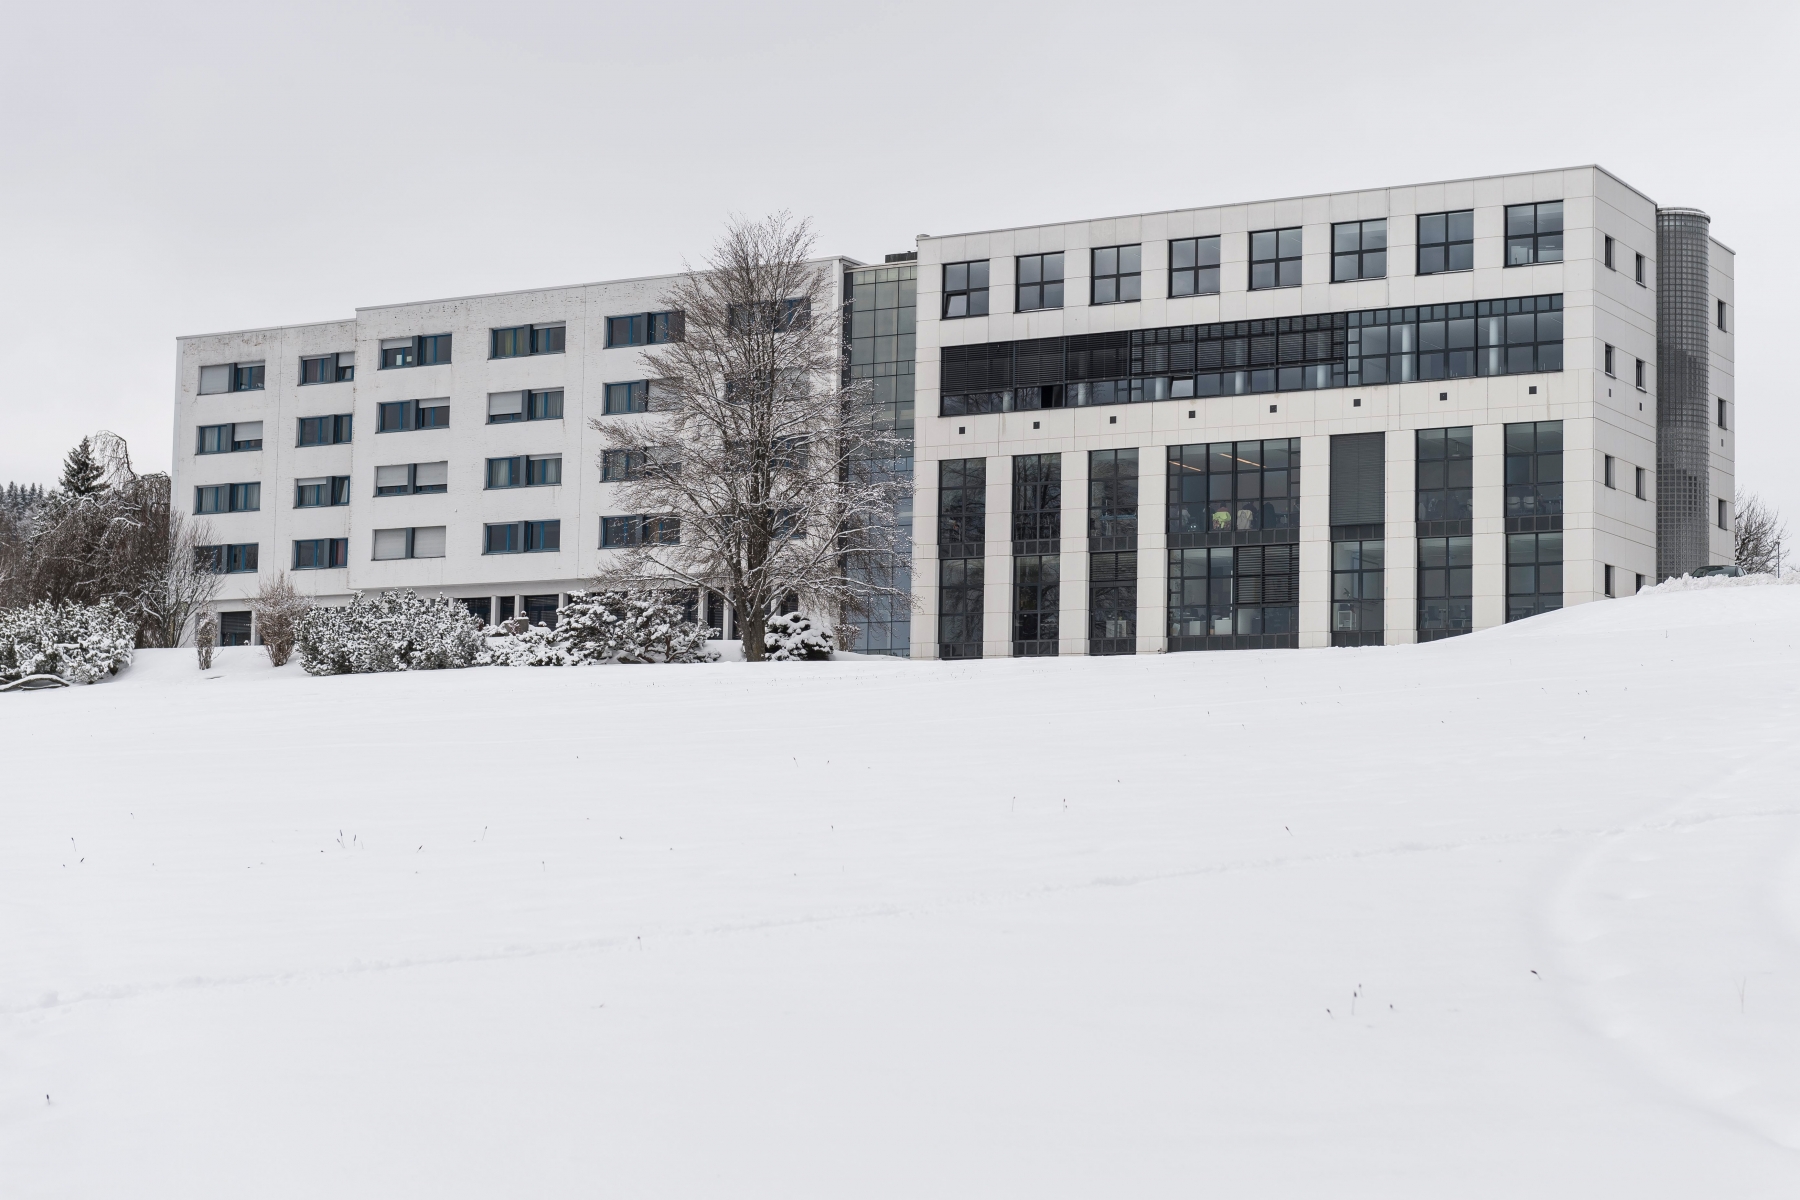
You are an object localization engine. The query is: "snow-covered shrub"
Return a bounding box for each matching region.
[195,611,217,670]
[294,591,486,676]
[488,590,716,666]
[250,573,311,667]
[0,600,135,685]
[1639,568,1800,595]
[764,612,835,661]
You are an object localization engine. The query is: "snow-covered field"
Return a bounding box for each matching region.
[5,584,1800,1197]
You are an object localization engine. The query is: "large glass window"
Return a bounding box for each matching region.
[606,312,680,347]
[1169,236,1221,297]
[1415,426,1474,524]
[1504,420,1563,524]
[379,335,451,369]
[1167,440,1301,537]
[1091,245,1141,305]
[1331,539,1384,639]
[1507,531,1563,621]
[1089,550,1136,654]
[1350,296,1561,384]
[292,538,347,570]
[942,261,989,319]
[1012,554,1059,654]
[1168,543,1298,644]
[1332,220,1387,281]
[483,520,561,554]
[1417,210,1474,275]
[1088,449,1138,544]
[295,476,350,507]
[1250,228,1302,290]
[938,458,986,551]
[1016,253,1064,311]
[600,515,679,547]
[1012,454,1061,547]
[1505,201,1563,266]
[1418,535,1473,639]
[605,381,650,414]
[846,262,917,437]
[938,556,984,658]
[197,543,259,574]
[299,353,354,385]
[296,414,352,446]
[490,324,565,358]
[487,455,561,489]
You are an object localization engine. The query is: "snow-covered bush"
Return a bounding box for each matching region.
[764,612,834,661]
[1639,568,1800,595]
[488,590,716,666]
[294,591,486,676]
[195,611,217,670]
[0,600,135,685]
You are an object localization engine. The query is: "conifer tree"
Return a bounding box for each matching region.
[59,438,106,497]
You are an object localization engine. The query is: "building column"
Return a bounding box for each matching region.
[1471,423,1506,630]
[1138,447,1168,654]
[1298,434,1332,648]
[1059,449,1088,656]
[912,460,941,658]
[982,456,1011,658]
[1385,428,1417,645]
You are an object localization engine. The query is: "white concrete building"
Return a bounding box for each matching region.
[907,165,1735,657]
[173,264,857,642]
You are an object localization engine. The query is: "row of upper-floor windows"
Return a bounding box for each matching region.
[191,312,684,393]
[938,203,1619,318]
[224,512,691,575]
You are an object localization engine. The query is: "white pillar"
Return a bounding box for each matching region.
[1298,434,1332,648]
[1138,446,1168,654]
[1059,449,1088,656]
[1471,423,1506,631]
[982,457,1011,658]
[1385,428,1417,645]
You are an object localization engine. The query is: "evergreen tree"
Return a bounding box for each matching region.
[59,438,107,497]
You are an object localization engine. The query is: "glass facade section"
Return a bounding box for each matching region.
[938,556,983,659]
[1504,420,1563,527]
[1418,535,1473,640]
[843,262,916,657]
[1250,228,1302,289]
[1169,236,1221,297]
[1332,220,1387,281]
[1416,426,1474,529]
[1167,440,1301,538]
[1505,202,1564,265]
[1011,454,1061,548]
[1089,550,1136,654]
[1417,210,1474,274]
[1168,544,1298,648]
[1507,532,1563,621]
[1331,539,1385,641]
[1012,554,1059,656]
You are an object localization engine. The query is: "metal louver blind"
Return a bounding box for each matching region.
[1330,433,1386,526]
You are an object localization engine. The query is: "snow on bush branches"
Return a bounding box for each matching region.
[0,600,135,685]
[295,591,486,675]
[488,591,715,666]
[764,612,834,661]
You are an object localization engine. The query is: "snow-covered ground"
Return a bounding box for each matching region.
[5,584,1800,1197]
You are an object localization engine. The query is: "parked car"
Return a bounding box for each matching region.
[1690,564,1744,578]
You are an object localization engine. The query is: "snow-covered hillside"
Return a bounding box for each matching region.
[4,585,1800,1197]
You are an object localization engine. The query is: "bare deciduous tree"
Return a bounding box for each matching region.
[1734,490,1788,575]
[249,572,311,666]
[591,213,912,661]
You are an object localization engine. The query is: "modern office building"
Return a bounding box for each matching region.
[173,165,1734,655]
[909,165,1735,657]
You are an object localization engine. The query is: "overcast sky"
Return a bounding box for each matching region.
[3,0,1795,520]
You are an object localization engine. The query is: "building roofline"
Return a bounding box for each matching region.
[916,165,1664,244]
[175,316,354,343]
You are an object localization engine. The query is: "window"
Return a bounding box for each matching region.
[1015,253,1064,311]
[1719,498,1730,530]
[1417,536,1473,639]
[217,611,252,646]
[938,458,986,552]
[198,543,260,574]
[1091,245,1141,305]
[1604,344,1615,377]
[1331,220,1386,281]
[606,311,681,347]
[295,476,350,507]
[377,399,449,432]
[197,362,264,394]
[483,520,560,554]
[293,538,347,570]
[846,261,918,437]
[1635,358,1647,391]
[490,323,565,358]
[938,555,984,658]
[1167,543,1298,644]
[601,450,648,481]
[299,353,354,384]
[604,381,650,414]
[1012,554,1059,655]
[194,482,260,514]
[1636,466,1647,500]
[1718,300,1728,331]
[1331,539,1384,635]
[1169,236,1221,296]
[1717,398,1728,429]
[378,334,451,369]
[1416,427,1474,523]
[1604,455,1616,489]
[600,515,680,547]
[373,526,447,560]
[524,595,560,629]
[1636,572,1646,593]
[1167,440,1302,537]
[1604,236,1615,270]
[942,260,989,318]
[1088,449,1138,545]
[1089,550,1137,654]
[297,414,353,446]
[1507,532,1563,620]
[1011,454,1061,548]
[1417,211,1474,275]
[196,422,262,454]
[1605,564,1616,597]
[1505,421,1563,525]
[1505,201,1563,266]
[486,389,563,423]
[1250,227,1302,290]
[1635,253,1646,285]
[487,455,562,489]
[374,461,448,496]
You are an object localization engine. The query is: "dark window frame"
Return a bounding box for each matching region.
[605,311,682,347]
[1504,201,1564,267]
[1416,210,1474,276]
[298,353,354,385]
[603,380,650,414]
[1015,252,1064,312]
[294,476,351,508]
[374,461,449,497]
[379,334,452,370]
[1249,227,1302,290]
[1168,236,1221,297]
[1415,426,1474,524]
[490,323,566,359]
[1331,219,1387,282]
[485,454,563,490]
[600,514,681,548]
[1090,244,1142,306]
[292,537,348,570]
[296,413,353,446]
[942,260,990,319]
